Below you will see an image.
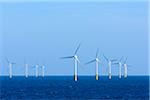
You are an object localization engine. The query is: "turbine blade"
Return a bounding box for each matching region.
[24,58,26,64]
[127,64,132,67]
[77,60,83,68]
[110,59,117,62]
[31,65,35,68]
[103,54,109,62]
[12,62,16,65]
[76,58,80,63]
[119,56,123,62]
[112,63,119,65]
[5,58,9,64]
[60,56,74,59]
[124,58,127,63]
[85,59,96,65]
[74,43,81,55]
[96,49,99,58]
[98,58,100,63]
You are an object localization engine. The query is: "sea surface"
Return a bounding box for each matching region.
[0,76,149,100]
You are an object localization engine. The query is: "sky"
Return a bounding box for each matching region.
[0,0,149,76]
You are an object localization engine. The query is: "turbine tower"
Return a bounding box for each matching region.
[6,58,16,78]
[61,43,81,81]
[123,58,130,78]
[103,55,117,79]
[85,49,100,80]
[35,64,39,77]
[24,60,29,78]
[41,65,45,77]
[113,57,123,78]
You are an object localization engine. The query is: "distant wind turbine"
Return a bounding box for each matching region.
[123,58,131,78]
[60,43,81,81]
[32,64,39,77]
[103,55,117,79]
[113,57,123,78]
[85,49,100,80]
[35,64,39,77]
[40,65,45,77]
[24,60,29,78]
[6,58,16,78]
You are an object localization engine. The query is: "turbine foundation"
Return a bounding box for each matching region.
[74,74,77,81]
[96,73,98,80]
[109,73,111,79]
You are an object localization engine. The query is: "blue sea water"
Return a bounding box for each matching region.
[0,76,149,100]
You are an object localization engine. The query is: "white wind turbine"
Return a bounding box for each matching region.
[40,65,45,77]
[35,64,39,77]
[6,58,16,78]
[85,49,100,80]
[123,58,131,78]
[103,55,117,79]
[113,57,123,78]
[32,64,39,77]
[61,44,81,81]
[24,60,29,78]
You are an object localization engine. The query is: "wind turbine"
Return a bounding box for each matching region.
[123,58,131,78]
[40,65,45,77]
[85,49,100,80]
[24,60,29,78]
[35,64,39,77]
[6,58,16,78]
[113,57,123,78]
[32,64,39,77]
[103,55,117,79]
[60,44,81,81]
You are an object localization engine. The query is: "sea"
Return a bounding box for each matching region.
[0,76,149,100]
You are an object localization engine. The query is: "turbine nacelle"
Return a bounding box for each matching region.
[96,58,100,62]
[25,63,28,66]
[74,55,78,59]
[85,49,101,65]
[108,61,111,66]
[119,62,122,66]
[124,63,127,67]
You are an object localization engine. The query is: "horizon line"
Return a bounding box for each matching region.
[0,75,149,76]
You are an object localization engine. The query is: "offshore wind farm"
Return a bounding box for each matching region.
[2,44,131,79]
[1,43,132,80]
[0,0,149,100]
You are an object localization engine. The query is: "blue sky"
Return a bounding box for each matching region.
[0,0,149,76]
